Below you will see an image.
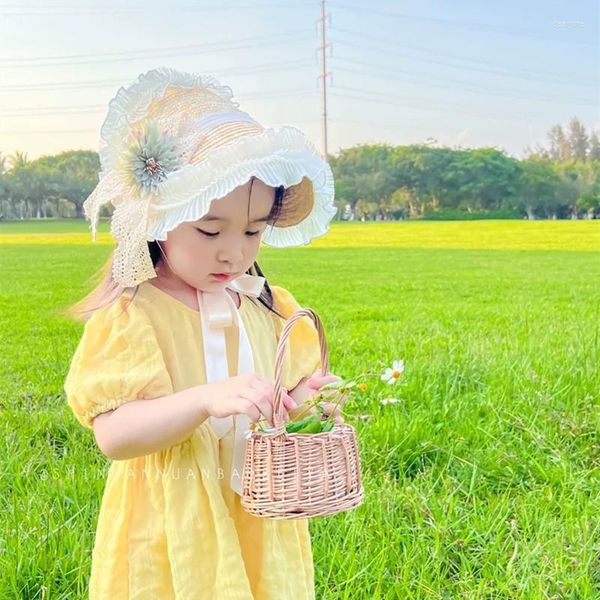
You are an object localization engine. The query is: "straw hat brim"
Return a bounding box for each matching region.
[145,125,337,247]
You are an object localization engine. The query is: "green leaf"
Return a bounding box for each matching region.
[296,419,322,434]
[321,420,334,432]
[285,414,319,433]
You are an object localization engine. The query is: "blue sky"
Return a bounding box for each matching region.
[0,0,598,160]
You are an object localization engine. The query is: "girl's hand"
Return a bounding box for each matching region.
[288,370,345,424]
[200,372,298,427]
[306,371,342,394]
[315,400,345,425]
[287,371,340,406]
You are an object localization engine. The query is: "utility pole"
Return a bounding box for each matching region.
[316,0,332,161]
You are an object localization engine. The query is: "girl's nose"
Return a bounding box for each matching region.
[217,243,244,264]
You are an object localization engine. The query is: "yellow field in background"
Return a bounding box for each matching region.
[0,220,598,251]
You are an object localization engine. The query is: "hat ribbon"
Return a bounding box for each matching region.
[196,272,266,496]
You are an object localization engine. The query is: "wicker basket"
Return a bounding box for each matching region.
[240,307,364,519]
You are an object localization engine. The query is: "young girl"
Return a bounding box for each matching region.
[63,67,343,599]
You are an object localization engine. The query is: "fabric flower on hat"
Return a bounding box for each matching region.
[118,120,181,195]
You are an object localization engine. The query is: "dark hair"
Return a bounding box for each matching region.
[60,181,288,322]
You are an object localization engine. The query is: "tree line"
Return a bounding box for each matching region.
[330,117,600,221]
[1,117,598,221]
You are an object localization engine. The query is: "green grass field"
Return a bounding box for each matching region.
[1,219,599,598]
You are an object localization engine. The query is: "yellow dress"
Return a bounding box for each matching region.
[63,281,322,600]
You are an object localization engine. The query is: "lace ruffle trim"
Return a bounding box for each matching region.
[145,126,336,247]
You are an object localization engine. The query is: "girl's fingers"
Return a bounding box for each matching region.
[282,394,298,410]
[321,401,341,416]
[319,389,339,401]
[307,373,341,389]
[275,393,296,425]
[319,402,345,425]
[243,389,273,425]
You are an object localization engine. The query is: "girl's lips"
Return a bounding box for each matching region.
[211,273,233,280]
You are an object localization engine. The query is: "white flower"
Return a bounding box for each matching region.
[380,359,405,385]
[380,397,401,405]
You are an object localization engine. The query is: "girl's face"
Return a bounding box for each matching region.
[156,177,276,291]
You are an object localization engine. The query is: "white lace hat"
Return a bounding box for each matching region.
[83,66,337,288]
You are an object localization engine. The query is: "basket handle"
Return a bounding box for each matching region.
[272,308,330,430]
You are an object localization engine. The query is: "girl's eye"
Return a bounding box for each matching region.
[196,229,261,237]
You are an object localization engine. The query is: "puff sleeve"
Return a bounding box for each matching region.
[270,285,324,392]
[63,297,174,430]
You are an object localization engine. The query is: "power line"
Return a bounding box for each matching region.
[327,1,595,45]
[0,31,315,68]
[0,89,320,117]
[329,117,436,135]
[1,106,105,116]
[0,118,322,136]
[0,129,99,135]
[0,2,316,15]
[0,58,318,92]
[330,27,595,88]
[330,59,597,107]
[1,1,588,154]
[328,86,553,124]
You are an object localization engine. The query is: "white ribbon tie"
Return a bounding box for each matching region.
[196,273,266,496]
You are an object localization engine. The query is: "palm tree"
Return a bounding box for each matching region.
[7,150,28,170]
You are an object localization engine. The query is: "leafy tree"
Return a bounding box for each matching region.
[567,117,589,161]
[514,159,562,219]
[547,124,571,161]
[589,132,600,161]
[451,148,520,212]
